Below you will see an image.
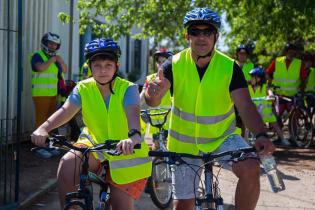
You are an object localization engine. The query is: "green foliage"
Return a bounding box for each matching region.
[60,0,315,66]
[218,0,315,66]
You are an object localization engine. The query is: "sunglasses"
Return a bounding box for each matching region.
[188,28,216,37]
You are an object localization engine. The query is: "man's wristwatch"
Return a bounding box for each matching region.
[128,129,141,138]
[255,132,269,139]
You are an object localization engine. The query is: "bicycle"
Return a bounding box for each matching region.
[269,85,313,147]
[148,147,257,210]
[44,135,140,210]
[140,108,172,209]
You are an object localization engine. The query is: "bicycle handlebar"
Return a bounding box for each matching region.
[141,108,171,128]
[46,135,141,155]
[149,147,256,161]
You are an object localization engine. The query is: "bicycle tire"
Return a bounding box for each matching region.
[147,157,173,209]
[64,200,90,210]
[289,108,313,148]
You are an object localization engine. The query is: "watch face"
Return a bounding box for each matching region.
[128,129,141,137]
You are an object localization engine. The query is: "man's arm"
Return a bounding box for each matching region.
[231,88,275,155]
[144,69,171,107]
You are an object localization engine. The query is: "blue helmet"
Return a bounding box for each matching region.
[183,7,221,30]
[84,38,121,60]
[236,44,249,54]
[153,48,173,59]
[249,67,265,78]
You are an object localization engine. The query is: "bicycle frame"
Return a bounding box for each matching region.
[47,135,134,210]
[149,147,256,210]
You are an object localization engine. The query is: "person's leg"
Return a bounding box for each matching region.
[32,96,57,128]
[57,150,99,208]
[171,158,202,210]
[232,159,260,210]
[110,186,134,210]
[213,134,260,210]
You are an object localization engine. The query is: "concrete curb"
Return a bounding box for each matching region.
[19,178,57,210]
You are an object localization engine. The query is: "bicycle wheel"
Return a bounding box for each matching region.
[64,200,89,210]
[147,157,173,209]
[289,108,313,148]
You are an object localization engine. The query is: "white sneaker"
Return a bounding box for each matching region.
[281,138,291,146]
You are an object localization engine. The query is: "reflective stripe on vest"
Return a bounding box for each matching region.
[273,56,301,96]
[172,106,234,124]
[31,50,58,96]
[306,67,315,93]
[77,77,152,184]
[168,49,240,155]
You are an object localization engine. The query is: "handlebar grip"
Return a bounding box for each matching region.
[149,150,170,157]
[134,144,141,149]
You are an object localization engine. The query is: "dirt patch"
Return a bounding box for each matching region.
[274,145,315,171]
[18,141,315,204]
[19,142,62,202]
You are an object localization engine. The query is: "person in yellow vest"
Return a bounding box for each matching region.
[248,67,290,146]
[303,53,315,113]
[236,44,254,82]
[144,7,275,210]
[31,38,151,210]
[266,42,307,116]
[78,61,92,81]
[30,32,68,158]
[140,49,173,148]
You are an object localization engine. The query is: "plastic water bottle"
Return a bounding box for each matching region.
[260,155,285,193]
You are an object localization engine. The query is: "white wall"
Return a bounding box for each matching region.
[0,0,149,136]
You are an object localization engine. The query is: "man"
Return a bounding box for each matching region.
[236,44,254,82]
[30,32,67,158]
[266,42,307,145]
[145,7,275,210]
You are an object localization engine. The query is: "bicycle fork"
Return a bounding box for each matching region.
[195,163,223,210]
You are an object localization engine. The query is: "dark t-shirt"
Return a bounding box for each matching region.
[31,52,62,72]
[161,58,248,95]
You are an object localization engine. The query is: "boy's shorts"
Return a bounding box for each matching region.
[171,134,251,200]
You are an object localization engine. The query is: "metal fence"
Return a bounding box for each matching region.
[0,0,21,209]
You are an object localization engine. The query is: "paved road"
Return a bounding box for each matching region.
[22,164,315,210]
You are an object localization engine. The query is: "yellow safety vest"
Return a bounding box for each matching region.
[305,67,315,93]
[273,56,301,96]
[77,77,151,184]
[241,62,254,81]
[31,50,58,96]
[248,84,276,123]
[78,62,92,81]
[168,49,240,155]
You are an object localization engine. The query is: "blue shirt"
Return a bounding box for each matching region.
[67,84,140,109]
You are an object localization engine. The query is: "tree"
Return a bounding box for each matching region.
[59,0,315,66]
[216,0,315,66]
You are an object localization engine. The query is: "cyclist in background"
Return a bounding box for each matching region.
[236,44,254,82]
[78,61,92,81]
[303,53,315,112]
[140,49,173,149]
[31,38,152,210]
[145,7,275,210]
[140,48,173,108]
[30,32,68,158]
[248,67,290,146]
[266,42,307,116]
